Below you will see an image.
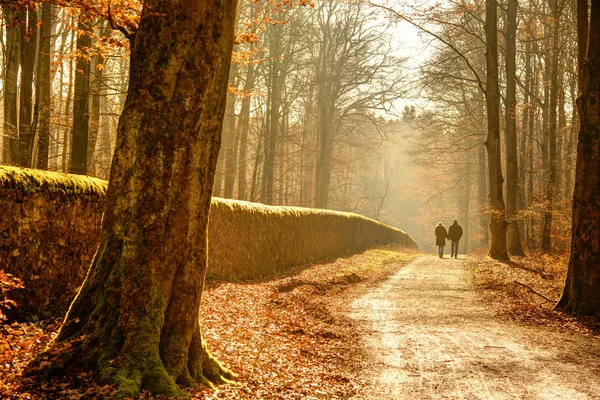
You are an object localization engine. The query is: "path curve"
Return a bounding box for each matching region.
[348,256,600,399]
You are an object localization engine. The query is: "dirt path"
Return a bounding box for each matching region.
[348,256,600,399]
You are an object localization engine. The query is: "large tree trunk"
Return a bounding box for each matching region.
[34,0,238,396]
[556,0,600,315]
[18,6,38,167]
[36,3,55,170]
[484,0,509,260]
[504,0,525,256]
[2,6,21,164]
[70,17,92,175]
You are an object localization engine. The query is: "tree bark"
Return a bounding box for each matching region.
[34,0,238,396]
[2,6,21,164]
[223,64,239,198]
[237,63,255,200]
[18,6,38,167]
[556,0,600,315]
[36,3,55,170]
[70,17,92,175]
[505,0,525,256]
[541,0,563,253]
[262,29,282,205]
[88,22,110,177]
[485,0,509,260]
[519,38,532,247]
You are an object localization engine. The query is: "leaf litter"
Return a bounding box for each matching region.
[469,251,600,337]
[1,246,419,399]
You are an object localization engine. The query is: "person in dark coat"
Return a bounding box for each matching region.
[448,219,464,259]
[435,222,448,258]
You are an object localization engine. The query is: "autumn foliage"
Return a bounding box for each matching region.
[1,248,418,399]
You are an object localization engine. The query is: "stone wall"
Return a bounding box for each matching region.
[207,198,417,280]
[0,167,107,319]
[0,167,417,319]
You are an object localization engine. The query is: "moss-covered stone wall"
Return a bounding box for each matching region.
[0,167,107,319]
[207,199,417,280]
[0,167,417,319]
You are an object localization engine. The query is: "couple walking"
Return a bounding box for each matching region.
[435,219,463,258]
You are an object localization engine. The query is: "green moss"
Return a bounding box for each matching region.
[0,166,108,196]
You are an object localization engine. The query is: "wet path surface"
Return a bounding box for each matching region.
[348,256,600,399]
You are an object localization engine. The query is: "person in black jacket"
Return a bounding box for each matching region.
[448,219,464,259]
[435,222,448,258]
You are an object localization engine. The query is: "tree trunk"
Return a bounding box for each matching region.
[237,63,255,200]
[485,0,509,260]
[527,69,537,248]
[556,0,600,315]
[504,0,525,256]
[262,44,281,205]
[18,6,38,167]
[223,64,239,198]
[34,0,238,396]
[519,38,532,248]
[36,3,55,170]
[88,22,110,177]
[2,6,21,164]
[70,17,92,175]
[541,0,563,253]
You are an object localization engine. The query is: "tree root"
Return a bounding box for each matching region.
[513,280,557,303]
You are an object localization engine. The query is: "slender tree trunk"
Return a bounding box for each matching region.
[36,3,55,170]
[541,1,563,252]
[87,22,110,177]
[565,68,578,196]
[505,0,525,255]
[18,6,38,167]
[36,0,238,396]
[556,0,600,316]
[485,0,509,260]
[557,60,566,203]
[475,89,489,248]
[70,17,92,175]
[237,63,255,200]
[262,49,280,205]
[2,6,21,164]
[223,64,239,198]
[527,68,537,248]
[519,39,532,248]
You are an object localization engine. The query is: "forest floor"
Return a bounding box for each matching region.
[4,249,600,399]
[350,254,600,399]
[1,246,420,399]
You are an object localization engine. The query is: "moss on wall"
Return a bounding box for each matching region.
[0,167,107,320]
[207,199,417,280]
[0,167,417,319]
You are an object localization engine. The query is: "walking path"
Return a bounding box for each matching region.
[348,256,600,399]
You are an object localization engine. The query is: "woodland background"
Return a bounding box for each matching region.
[0,0,578,253]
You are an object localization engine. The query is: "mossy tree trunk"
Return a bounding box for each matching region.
[35,0,238,397]
[556,0,600,315]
